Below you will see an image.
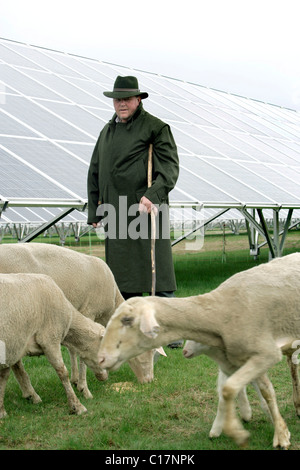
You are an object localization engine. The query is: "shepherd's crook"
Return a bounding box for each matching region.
[148,143,156,296]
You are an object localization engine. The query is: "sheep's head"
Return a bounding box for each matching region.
[183,340,198,359]
[98,297,160,371]
[183,340,207,359]
[81,323,108,381]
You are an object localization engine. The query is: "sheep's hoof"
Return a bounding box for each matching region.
[70,403,88,415]
[233,429,250,448]
[209,428,222,438]
[25,393,42,404]
[138,375,154,384]
[273,430,291,450]
[240,410,252,423]
[78,387,93,400]
[0,409,8,419]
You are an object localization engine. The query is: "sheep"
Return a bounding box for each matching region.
[183,340,271,438]
[0,243,157,398]
[98,253,300,449]
[0,273,106,417]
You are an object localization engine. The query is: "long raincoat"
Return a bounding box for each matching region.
[87,103,179,293]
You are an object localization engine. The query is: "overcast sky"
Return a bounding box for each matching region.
[1,0,300,110]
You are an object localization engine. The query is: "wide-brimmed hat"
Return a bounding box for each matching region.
[103,76,148,99]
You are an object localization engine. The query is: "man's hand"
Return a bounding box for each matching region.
[139,196,158,215]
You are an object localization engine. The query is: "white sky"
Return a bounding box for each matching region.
[1,0,300,110]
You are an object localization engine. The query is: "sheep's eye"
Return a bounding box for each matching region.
[121,316,134,327]
[116,341,122,349]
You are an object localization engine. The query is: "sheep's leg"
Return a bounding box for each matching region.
[250,380,272,421]
[76,357,108,399]
[68,348,79,386]
[42,344,87,415]
[209,369,227,437]
[255,374,290,449]
[77,359,93,399]
[222,350,282,448]
[286,356,300,417]
[11,360,42,404]
[128,350,155,384]
[0,367,10,418]
[210,368,252,438]
[236,387,252,422]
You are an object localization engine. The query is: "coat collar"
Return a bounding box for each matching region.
[109,102,144,129]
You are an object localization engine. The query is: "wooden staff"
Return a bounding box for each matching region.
[148,144,156,296]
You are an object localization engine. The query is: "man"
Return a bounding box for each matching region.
[87,75,179,301]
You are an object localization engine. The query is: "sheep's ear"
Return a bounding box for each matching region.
[140,305,160,338]
[156,346,167,357]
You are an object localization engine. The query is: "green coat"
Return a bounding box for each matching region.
[87,103,179,293]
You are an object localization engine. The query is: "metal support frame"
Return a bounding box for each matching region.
[1,197,298,251]
[256,208,276,259]
[279,209,294,253]
[1,197,88,243]
[20,207,78,243]
[172,207,230,247]
[244,209,260,258]
[0,199,9,218]
[257,209,295,255]
[240,207,295,259]
[171,204,297,257]
[6,198,87,208]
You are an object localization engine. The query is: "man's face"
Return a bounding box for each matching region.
[113,96,141,122]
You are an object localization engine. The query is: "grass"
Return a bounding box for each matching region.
[0,229,300,451]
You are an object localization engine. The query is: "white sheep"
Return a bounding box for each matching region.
[0,243,158,398]
[0,273,106,417]
[183,340,271,438]
[98,253,300,449]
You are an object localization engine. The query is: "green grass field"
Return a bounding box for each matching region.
[0,229,299,450]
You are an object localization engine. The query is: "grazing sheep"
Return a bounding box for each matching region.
[183,340,271,438]
[0,243,157,398]
[98,253,300,449]
[0,273,106,417]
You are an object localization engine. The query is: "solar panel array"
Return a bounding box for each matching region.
[1,37,300,236]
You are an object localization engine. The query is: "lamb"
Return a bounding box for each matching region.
[183,340,271,438]
[0,243,157,398]
[98,253,300,449]
[0,273,106,417]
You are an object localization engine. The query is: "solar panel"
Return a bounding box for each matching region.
[0,144,73,199]
[0,37,300,247]
[0,137,87,197]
